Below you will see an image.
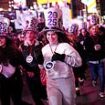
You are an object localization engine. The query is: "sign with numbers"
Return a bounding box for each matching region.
[87,14,99,25]
[44,7,62,28]
[15,10,37,29]
[0,17,10,34]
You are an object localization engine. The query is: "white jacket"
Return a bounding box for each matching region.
[42,43,82,79]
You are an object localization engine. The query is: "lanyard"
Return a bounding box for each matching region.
[49,44,59,54]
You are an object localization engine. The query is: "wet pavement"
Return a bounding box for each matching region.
[21,69,105,105]
[76,69,105,105]
[1,69,105,105]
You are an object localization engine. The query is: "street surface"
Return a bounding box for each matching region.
[22,69,105,105]
[1,69,105,105]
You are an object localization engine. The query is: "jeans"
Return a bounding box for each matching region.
[88,62,105,92]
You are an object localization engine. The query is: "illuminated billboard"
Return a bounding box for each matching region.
[81,0,97,13]
[37,0,71,4]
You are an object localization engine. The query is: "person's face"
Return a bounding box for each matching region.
[0,37,6,47]
[18,34,24,42]
[25,31,36,42]
[46,31,58,45]
[90,26,99,36]
[81,29,87,36]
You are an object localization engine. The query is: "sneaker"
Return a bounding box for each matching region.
[92,80,97,87]
[76,87,80,96]
[99,92,105,98]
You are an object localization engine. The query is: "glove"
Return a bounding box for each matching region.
[51,52,65,62]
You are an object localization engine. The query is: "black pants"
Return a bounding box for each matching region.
[0,74,23,105]
[26,75,47,105]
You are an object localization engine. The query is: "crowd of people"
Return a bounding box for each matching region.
[0,6,105,105]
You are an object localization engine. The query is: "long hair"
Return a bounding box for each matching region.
[39,27,70,44]
[55,31,70,44]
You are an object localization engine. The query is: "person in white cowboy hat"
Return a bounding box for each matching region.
[20,17,47,105]
[38,7,82,105]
